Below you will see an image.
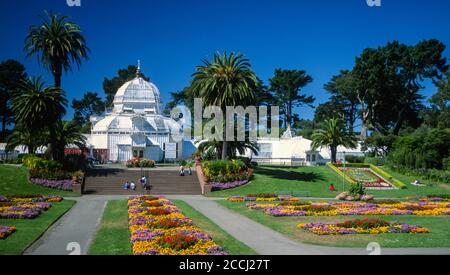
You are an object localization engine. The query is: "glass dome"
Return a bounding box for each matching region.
[113,77,161,114]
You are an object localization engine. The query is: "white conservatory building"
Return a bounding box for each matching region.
[86,69,183,163]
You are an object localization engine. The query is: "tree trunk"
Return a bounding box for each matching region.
[349,104,356,133]
[331,146,337,163]
[54,63,62,88]
[28,145,35,155]
[221,141,228,160]
[287,101,292,128]
[49,128,58,161]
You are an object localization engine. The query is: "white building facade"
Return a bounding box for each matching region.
[86,70,183,163]
[241,127,365,166]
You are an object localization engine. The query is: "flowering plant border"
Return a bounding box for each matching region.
[298,219,430,235]
[128,196,228,255]
[0,225,16,239]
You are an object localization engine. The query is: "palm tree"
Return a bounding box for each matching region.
[12,77,67,160]
[191,52,258,160]
[197,140,222,160]
[228,141,259,159]
[24,12,89,88]
[6,125,46,155]
[53,120,87,161]
[311,119,358,163]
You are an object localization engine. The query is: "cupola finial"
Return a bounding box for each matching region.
[136,59,141,77]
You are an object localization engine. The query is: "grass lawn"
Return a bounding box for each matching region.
[89,200,132,255]
[172,200,257,255]
[0,200,75,255]
[0,164,79,197]
[208,165,450,199]
[89,199,257,255]
[219,200,450,248]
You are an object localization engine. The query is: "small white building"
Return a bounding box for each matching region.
[86,68,183,163]
[242,127,364,166]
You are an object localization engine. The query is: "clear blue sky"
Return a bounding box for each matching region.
[1,0,449,121]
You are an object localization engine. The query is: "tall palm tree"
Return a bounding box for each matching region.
[12,77,67,160]
[24,12,89,88]
[311,119,358,163]
[191,52,258,160]
[53,120,87,161]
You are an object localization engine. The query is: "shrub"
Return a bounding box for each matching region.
[365,157,387,166]
[349,182,366,197]
[443,157,450,171]
[370,165,407,189]
[203,159,248,180]
[388,128,450,170]
[388,165,450,184]
[236,157,253,168]
[345,155,366,163]
[29,169,73,181]
[126,158,156,168]
[208,174,250,183]
[22,155,62,170]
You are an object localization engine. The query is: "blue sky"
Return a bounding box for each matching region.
[1,0,449,122]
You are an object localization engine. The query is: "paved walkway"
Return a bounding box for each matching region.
[24,197,108,255]
[174,196,450,255]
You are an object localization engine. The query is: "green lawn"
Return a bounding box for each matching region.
[0,164,78,197]
[89,199,257,255]
[208,165,450,199]
[172,200,257,255]
[0,200,75,255]
[89,200,132,255]
[219,200,450,248]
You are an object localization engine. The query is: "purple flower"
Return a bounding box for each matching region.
[210,180,249,191]
[207,246,229,255]
[31,178,72,191]
[264,207,307,217]
[130,230,163,242]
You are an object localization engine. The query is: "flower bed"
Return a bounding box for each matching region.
[0,195,63,203]
[210,180,249,191]
[245,200,450,217]
[128,196,228,255]
[30,178,73,191]
[202,160,253,192]
[0,225,16,239]
[227,194,300,203]
[126,158,156,168]
[298,219,430,235]
[341,168,393,188]
[0,195,62,219]
[0,202,52,219]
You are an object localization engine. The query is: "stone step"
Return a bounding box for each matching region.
[84,168,202,195]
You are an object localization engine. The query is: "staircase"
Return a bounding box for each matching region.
[84,167,201,195]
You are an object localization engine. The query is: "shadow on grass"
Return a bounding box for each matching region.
[255,167,325,182]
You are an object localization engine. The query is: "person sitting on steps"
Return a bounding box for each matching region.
[179,166,185,176]
[123,181,130,190]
